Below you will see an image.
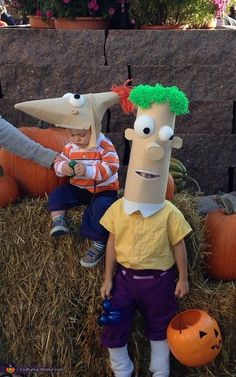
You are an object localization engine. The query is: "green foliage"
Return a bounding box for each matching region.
[178,0,216,28]
[129,0,189,26]
[11,0,53,18]
[129,0,216,27]
[11,0,36,17]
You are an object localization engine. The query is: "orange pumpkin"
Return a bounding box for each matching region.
[166,173,175,200]
[204,209,236,281]
[167,309,222,367]
[0,176,20,208]
[0,127,69,197]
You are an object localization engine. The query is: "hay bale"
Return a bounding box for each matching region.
[0,195,235,377]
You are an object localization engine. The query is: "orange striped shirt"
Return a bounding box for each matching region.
[54,133,119,193]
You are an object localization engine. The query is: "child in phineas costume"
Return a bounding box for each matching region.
[15,83,132,268]
[100,84,192,377]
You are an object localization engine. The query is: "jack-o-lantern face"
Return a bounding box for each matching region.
[5,366,16,373]
[167,309,222,367]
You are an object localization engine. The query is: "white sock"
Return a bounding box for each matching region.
[149,340,170,377]
[52,214,65,221]
[92,240,105,252]
[108,345,134,377]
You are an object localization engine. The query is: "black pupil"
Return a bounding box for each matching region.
[74,93,81,99]
[143,127,150,134]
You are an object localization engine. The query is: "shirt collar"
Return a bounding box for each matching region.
[123,198,165,218]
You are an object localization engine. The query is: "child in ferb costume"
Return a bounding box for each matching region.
[100,84,192,377]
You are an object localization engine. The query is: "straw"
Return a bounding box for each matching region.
[0,194,234,377]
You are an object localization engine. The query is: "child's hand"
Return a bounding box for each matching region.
[74,162,86,177]
[100,279,113,299]
[61,161,75,176]
[175,279,189,298]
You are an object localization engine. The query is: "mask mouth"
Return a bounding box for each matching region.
[135,170,160,180]
[211,344,221,350]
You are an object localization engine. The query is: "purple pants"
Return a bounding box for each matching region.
[101,264,177,348]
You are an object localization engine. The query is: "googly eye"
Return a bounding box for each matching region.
[69,93,85,107]
[63,92,73,99]
[134,115,155,138]
[159,126,174,142]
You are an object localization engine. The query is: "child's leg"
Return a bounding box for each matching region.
[149,340,170,377]
[136,267,176,377]
[48,184,91,238]
[51,210,66,220]
[108,345,134,377]
[50,211,69,237]
[80,191,117,267]
[102,269,136,376]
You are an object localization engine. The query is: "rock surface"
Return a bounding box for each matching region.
[1,29,235,194]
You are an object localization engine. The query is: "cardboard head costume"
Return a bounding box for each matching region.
[15,83,133,149]
[124,84,189,217]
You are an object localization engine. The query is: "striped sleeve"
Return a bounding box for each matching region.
[53,145,71,177]
[91,138,119,182]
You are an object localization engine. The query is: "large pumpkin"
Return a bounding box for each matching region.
[0,127,69,197]
[167,309,222,367]
[204,209,236,281]
[0,175,20,208]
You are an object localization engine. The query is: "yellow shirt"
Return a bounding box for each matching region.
[100,198,192,270]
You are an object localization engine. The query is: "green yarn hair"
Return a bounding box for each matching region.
[129,84,189,115]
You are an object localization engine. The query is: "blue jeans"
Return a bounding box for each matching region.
[48,183,117,242]
[1,12,15,25]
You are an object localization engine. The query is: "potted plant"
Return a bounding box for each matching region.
[177,0,217,28]
[51,0,120,29]
[128,0,189,29]
[129,0,221,29]
[12,0,55,28]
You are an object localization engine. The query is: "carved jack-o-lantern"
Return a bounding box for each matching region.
[167,309,222,367]
[5,366,16,373]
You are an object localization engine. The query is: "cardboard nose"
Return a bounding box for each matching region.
[146,142,164,161]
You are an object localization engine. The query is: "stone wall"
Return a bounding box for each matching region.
[0,29,236,194]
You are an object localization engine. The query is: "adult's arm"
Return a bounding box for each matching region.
[0,117,58,168]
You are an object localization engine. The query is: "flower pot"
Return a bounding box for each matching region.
[54,17,109,30]
[28,15,55,29]
[199,18,217,29]
[206,18,217,28]
[216,17,224,27]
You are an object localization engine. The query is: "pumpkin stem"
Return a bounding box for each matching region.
[182,175,202,196]
[215,194,236,214]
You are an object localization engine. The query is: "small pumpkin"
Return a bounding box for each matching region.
[204,207,236,281]
[167,309,222,367]
[166,173,175,200]
[0,175,20,208]
[0,127,69,197]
